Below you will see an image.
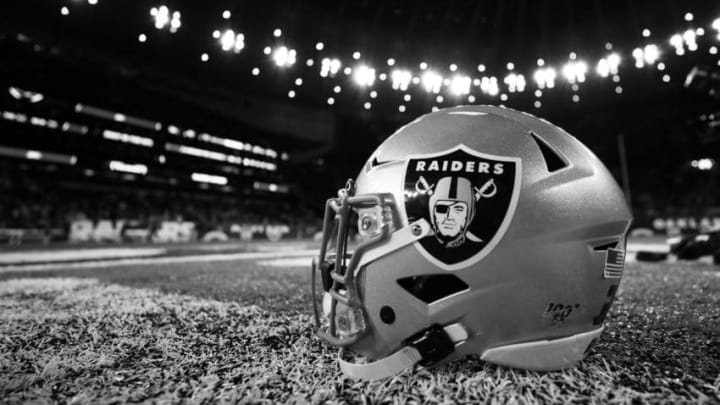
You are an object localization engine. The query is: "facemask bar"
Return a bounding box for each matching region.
[312,180,400,347]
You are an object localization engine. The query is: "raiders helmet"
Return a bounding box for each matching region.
[311,105,632,380]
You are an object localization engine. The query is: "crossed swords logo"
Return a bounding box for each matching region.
[415,175,498,243]
[415,176,498,200]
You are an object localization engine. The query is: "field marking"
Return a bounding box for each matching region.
[256,257,313,267]
[0,247,166,264]
[0,249,317,273]
[626,240,669,253]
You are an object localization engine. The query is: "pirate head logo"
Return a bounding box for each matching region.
[404,145,521,270]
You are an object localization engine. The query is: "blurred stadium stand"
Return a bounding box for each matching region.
[1,1,719,244]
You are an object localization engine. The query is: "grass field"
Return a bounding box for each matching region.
[0,245,719,404]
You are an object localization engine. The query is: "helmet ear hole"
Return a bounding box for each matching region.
[397,274,469,304]
[380,306,396,324]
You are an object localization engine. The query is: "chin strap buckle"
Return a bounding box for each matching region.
[405,324,457,367]
[337,322,468,381]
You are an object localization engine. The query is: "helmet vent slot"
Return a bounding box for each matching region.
[529,131,568,172]
[397,274,469,304]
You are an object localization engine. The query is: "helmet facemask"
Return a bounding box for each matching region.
[311,180,398,347]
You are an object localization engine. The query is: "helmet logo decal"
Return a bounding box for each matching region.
[403,144,522,270]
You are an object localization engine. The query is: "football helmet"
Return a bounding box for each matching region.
[311,105,632,380]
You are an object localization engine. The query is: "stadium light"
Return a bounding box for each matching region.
[109,160,148,175]
[254,181,288,193]
[421,71,443,93]
[450,75,471,95]
[150,6,181,33]
[272,46,296,67]
[353,65,376,87]
[391,69,412,91]
[169,11,181,33]
[61,6,69,15]
[8,86,44,103]
[670,34,685,55]
[103,130,154,148]
[503,73,526,93]
[192,172,227,186]
[632,48,645,68]
[222,10,231,19]
[643,44,659,64]
[562,61,587,84]
[608,53,620,73]
[533,68,556,89]
[691,158,714,170]
[320,58,341,77]
[683,29,698,51]
[0,145,77,165]
[220,29,244,53]
[597,59,610,77]
[480,76,500,95]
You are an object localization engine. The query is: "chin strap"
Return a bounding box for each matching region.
[338,323,468,381]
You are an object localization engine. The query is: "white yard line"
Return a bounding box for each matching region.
[0,248,166,264]
[256,257,314,267]
[0,249,317,273]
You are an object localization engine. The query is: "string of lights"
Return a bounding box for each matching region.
[60,3,720,113]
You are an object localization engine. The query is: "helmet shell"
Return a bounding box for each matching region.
[348,105,631,366]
